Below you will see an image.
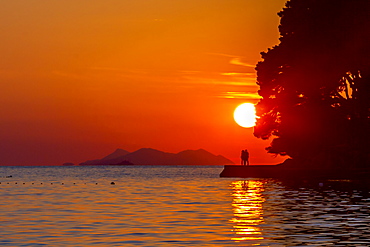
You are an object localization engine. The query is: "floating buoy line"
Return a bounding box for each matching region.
[0,181,116,185]
[1,175,118,185]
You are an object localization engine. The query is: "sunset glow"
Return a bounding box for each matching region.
[0,0,287,165]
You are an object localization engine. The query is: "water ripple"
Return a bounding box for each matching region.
[1,166,370,246]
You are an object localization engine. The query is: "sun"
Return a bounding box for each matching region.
[233,103,257,128]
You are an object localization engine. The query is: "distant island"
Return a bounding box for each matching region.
[79,148,234,166]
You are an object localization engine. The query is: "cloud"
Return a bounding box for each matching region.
[229,58,255,68]
[206,52,233,57]
[218,91,261,100]
[90,67,124,72]
[206,53,256,68]
[220,72,255,77]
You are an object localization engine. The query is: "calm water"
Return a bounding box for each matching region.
[1,165,370,246]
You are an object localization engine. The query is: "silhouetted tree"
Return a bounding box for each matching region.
[254,0,370,168]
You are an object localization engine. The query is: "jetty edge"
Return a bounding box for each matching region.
[220,164,370,180]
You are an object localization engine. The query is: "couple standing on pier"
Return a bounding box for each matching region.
[241,149,250,166]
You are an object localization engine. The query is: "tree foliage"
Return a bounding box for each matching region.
[254,0,370,168]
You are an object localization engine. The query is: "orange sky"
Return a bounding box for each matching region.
[0,0,287,165]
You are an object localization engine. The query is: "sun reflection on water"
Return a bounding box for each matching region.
[230,180,265,243]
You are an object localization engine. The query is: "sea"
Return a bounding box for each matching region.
[1,165,370,246]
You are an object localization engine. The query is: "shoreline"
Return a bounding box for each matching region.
[220,164,370,180]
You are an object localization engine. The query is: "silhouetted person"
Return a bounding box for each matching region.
[241,149,250,166]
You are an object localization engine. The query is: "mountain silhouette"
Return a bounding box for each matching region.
[79,148,233,165]
[80,148,130,165]
[167,149,233,165]
[101,148,130,160]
